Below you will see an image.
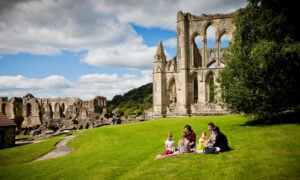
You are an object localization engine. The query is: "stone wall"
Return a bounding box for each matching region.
[0,94,109,136]
[153,11,235,118]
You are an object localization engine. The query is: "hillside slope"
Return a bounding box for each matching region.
[107,82,152,116]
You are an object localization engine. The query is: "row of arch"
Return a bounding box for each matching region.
[167,71,215,105]
[190,23,232,69]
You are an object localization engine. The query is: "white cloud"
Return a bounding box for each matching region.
[0,75,71,90]
[67,72,152,100]
[0,0,140,55]
[0,75,72,98]
[0,0,247,100]
[81,42,157,69]
[163,38,177,49]
[0,73,152,100]
[0,0,247,57]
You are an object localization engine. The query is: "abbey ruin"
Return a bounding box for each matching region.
[0,94,108,137]
[152,11,236,117]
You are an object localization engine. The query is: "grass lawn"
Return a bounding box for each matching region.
[0,115,299,179]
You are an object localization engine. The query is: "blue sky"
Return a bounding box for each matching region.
[0,0,247,100]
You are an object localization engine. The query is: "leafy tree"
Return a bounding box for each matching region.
[107,83,153,116]
[218,0,300,122]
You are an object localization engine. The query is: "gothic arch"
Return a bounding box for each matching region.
[155,66,162,73]
[189,72,199,104]
[26,103,32,117]
[167,77,177,104]
[54,103,60,113]
[153,11,235,117]
[190,31,204,42]
[204,71,215,102]
[218,29,232,41]
[167,76,176,89]
[190,31,204,68]
[202,20,219,41]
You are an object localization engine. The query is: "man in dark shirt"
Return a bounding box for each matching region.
[184,124,196,150]
[212,126,229,152]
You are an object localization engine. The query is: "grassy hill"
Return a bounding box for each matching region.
[107,83,152,116]
[0,115,299,179]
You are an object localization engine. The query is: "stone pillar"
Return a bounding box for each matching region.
[176,11,190,115]
[153,42,167,117]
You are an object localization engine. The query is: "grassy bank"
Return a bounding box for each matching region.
[0,115,299,179]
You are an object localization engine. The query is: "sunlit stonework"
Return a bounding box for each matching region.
[152,11,236,117]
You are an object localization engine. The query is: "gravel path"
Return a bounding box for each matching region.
[35,135,77,161]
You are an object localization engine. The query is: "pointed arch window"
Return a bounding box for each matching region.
[220,33,229,57]
[26,103,32,117]
[206,25,216,49]
[167,79,177,103]
[205,72,215,102]
[193,36,202,68]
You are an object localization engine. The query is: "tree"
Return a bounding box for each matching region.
[107,83,153,116]
[218,0,300,122]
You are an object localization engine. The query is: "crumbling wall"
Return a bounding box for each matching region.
[0,94,109,137]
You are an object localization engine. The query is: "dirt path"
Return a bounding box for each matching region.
[35,135,77,161]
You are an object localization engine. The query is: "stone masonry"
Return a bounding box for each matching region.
[153,11,236,117]
[0,94,108,136]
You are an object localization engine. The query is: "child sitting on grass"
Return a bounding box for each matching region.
[195,131,207,154]
[155,132,175,159]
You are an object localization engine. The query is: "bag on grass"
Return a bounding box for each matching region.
[203,146,216,154]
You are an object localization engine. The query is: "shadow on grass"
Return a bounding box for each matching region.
[244,111,300,126]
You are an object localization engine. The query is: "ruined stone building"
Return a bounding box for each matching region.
[153,11,236,117]
[0,94,108,136]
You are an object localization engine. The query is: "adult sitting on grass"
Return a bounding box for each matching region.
[207,122,216,146]
[184,125,196,151]
[211,126,230,153]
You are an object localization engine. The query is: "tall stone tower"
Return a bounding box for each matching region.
[153,42,167,117]
[152,11,236,118]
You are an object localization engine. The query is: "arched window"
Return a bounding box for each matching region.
[195,36,202,48]
[26,103,32,117]
[167,79,176,103]
[205,72,215,102]
[220,34,229,57]
[193,36,202,68]
[206,25,216,49]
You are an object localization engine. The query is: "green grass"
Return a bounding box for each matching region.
[0,115,299,179]
[0,135,67,167]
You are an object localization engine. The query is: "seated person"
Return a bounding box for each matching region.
[211,126,230,153]
[177,131,190,154]
[155,132,175,159]
[184,125,196,150]
[195,131,207,153]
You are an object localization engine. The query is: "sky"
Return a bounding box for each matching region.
[0,0,247,101]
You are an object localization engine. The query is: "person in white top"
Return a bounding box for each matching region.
[155,132,175,159]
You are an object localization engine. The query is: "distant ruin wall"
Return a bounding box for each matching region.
[0,94,109,136]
